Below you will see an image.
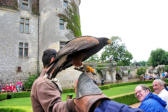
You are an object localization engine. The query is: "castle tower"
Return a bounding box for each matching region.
[0,0,81,86]
[38,0,81,69]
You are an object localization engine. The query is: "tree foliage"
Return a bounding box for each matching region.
[85,54,99,62]
[164,65,168,72]
[136,67,146,76]
[148,48,168,67]
[100,36,133,66]
[131,61,147,66]
[58,0,81,37]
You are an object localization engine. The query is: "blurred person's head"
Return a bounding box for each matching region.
[153,79,165,94]
[42,49,57,68]
[135,84,151,102]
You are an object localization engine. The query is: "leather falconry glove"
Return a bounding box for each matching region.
[74,71,109,112]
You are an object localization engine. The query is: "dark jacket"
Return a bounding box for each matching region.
[94,100,143,112]
[139,92,167,112]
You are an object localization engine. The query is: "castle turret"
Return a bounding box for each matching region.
[39,0,81,65]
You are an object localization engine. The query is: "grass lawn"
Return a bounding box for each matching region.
[0,83,152,112]
[103,83,152,97]
[0,98,32,112]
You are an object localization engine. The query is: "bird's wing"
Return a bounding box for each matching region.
[57,36,99,57]
[47,36,99,78]
[48,36,111,79]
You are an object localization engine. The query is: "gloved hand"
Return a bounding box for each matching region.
[74,72,109,112]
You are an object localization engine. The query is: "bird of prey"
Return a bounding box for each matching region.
[47,36,111,79]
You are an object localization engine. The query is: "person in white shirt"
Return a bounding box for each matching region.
[153,79,168,110]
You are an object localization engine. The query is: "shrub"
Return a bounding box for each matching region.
[10,92,30,98]
[0,91,30,101]
[100,80,152,89]
[99,85,110,90]
[23,74,39,90]
[136,67,146,76]
[7,94,11,99]
[0,93,7,101]
[165,79,168,83]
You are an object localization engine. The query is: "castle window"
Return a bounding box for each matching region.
[59,18,64,30]
[19,42,29,57]
[24,43,28,57]
[60,41,67,49]
[20,18,24,33]
[25,19,29,33]
[20,18,29,33]
[17,66,22,72]
[21,0,29,9]
[63,0,68,8]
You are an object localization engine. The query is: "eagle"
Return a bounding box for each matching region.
[47,36,111,79]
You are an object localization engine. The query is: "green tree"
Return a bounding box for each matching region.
[136,67,146,76]
[85,54,99,62]
[164,65,168,72]
[131,61,147,66]
[100,36,133,66]
[148,48,168,67]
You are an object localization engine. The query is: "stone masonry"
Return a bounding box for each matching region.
[0,0,81,87]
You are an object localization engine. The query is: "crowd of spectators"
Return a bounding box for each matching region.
[0,81,23,93]
[143,72,168,81]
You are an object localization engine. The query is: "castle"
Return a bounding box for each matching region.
[0,0,81,86]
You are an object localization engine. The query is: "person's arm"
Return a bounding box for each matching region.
[36,80,76,112]
[74,72,143,112]
[95,100,143,112]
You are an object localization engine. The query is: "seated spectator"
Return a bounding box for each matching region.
[5,83,10,92]
[149,74,153,80]
[1,83,5,93]
[135,84,167,112]
[9,82,13,92]
[0,84,2,93]
[165,84,168,91]
[153,79,168,110]
[144,74,149,80]
[11,82,16,93]
[166,73,168,79]
[161,72,166,79]
[16,81,22,92]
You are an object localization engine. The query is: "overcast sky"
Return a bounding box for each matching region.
[79,0,168,62]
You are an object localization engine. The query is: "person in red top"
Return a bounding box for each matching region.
[16,81,22,92]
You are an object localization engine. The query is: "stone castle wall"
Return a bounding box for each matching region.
[0,0,81,86]
[0,9,38,82]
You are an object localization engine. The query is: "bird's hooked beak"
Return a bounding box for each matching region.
[107,39,112,44]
